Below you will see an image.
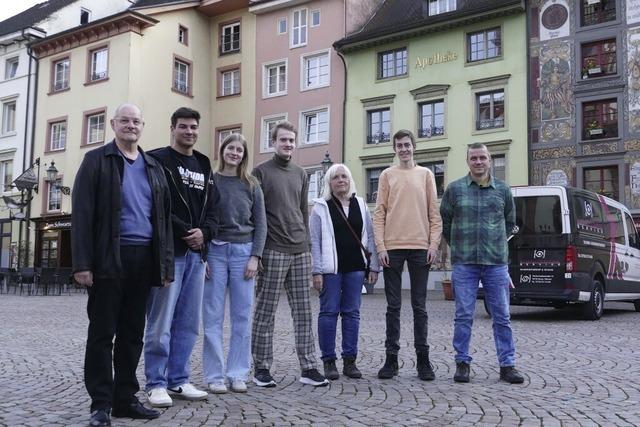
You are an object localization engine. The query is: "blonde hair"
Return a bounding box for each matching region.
[217,133,257,188]
[321,163,357,200]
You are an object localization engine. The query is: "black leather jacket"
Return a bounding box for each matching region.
[71,140,174,285]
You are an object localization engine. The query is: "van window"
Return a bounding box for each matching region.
[573,195,605,237]
[604,207,625,244]
[624,212,639,249]
[514,195,562,235]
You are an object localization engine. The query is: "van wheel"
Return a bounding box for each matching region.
[582,280,604,320]
[483,298,492,317]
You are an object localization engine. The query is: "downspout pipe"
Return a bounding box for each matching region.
[336,49,347,165]
[24,42,39,267]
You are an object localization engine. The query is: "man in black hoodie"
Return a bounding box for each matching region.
[144,107,216,407]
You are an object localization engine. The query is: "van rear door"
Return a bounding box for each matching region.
[510,187,570,299]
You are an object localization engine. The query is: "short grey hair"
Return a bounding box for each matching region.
[321,163,358,200]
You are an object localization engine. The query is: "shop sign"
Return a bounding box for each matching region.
[631,162,640,196]
[415,51,458,69]
[44,220,71,229]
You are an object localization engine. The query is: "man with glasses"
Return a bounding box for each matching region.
[73,103,173,427]
[373,129,442,381]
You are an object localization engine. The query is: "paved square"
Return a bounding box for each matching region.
[1,291,639,426]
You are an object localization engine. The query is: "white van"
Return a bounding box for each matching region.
[481,186,640,320]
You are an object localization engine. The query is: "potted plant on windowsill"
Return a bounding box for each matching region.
[582,58,601,79]
[587,119,603,136]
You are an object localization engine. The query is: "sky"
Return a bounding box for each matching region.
[0,0,42,22]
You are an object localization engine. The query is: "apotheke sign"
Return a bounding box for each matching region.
[415,51,458,69]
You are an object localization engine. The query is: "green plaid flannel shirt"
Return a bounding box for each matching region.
[440,174,515,265]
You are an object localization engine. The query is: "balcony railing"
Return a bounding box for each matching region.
[367,132,390,144]
[418,126,445,138]
[476,118,505,130]
[91,71,107,81]
[54,81,69,91]
[173,81,188,93]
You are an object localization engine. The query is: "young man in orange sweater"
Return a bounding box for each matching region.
[373,129,442,381]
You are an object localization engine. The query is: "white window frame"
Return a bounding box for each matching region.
[278,17,287,34]
[218,127,241,145]
[86,112,105,145]
[90,47,108,81]
[221,69,240,96]
[4,57,18,80]
[429,0,456,15]
[262,59,287,98]
[53,58,70,91]
[80,7,91,24]
[174,59,189,94]
[311,9,320,27]
[221,22,241,54]
[47,179,62,212]
[300,106,329,145]
[1,100,16,135]
[291,8,307,48]
[0,159,13,193]
[178,25,188,45]
[301,50,330,91]
[260,113,287,152]
[50,121,67,151]
[306,169,322,202]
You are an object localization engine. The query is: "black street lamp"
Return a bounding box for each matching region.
[321,151,333,175]
[44,161,71,195]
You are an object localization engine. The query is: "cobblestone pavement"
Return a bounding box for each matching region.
[1,290,640,426]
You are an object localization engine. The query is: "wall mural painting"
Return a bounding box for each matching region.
[628,29,640,133]
[533,160,573,187]
[540,120,572,142]
[628,0,640,25]
[539,42,574,122]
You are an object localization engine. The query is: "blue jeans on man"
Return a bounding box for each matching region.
[202,242,254,383]
[144,250,205,390]
[317,271,365,361]
[452,264,515,367]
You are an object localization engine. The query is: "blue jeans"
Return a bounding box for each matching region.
[452,264,516,367]
[317,271,364,361]
[202,242,254,383]
[144,250,205,390]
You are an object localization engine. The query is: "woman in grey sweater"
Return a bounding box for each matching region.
[202,133,266,393]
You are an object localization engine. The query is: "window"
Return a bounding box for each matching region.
[418,100,444,138]
[84,111,106,145]
[41,234,59,267]
[89,47,108,82]
[261,115,286,151]
[302,52,329,89]
[429,0,456,15]
[221,68,240,96]
[173,57,191,95]
[80,8,90,24]
[0,160,12,192]
[584,166,619,201]
[1,101,16,134]
[367,108,391,144]
[468,28,501,62]
[49,120,67,151]
[218,127,241,145]
[4,57,18,80]
[419,161,445,197]
[366,167,387,203]
[476,90,504,130]
[583,98,617,140]
[624,212,639,249]
[491,154,506,181]
[581,39,616,79]
[47,179,62,212]
[301,108,328,145]
[307,170,322,202]
[264,61,287,97]
[311,9,320,27]
[221,22,240,54]
[581,0,615,26]
[278,17,287,34]
[291,9,307,48]
[178,25,188,45]
[378,47,407,79]
[52,58,70,91]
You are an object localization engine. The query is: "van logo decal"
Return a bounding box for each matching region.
[584,201,592,218]
[533,250,546,259]
[520,274,531,283]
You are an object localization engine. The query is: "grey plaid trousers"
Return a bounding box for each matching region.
[251,249,318,371]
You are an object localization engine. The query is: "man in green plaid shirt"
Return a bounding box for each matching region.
[440,143,524,385]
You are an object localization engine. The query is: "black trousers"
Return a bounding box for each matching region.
[84,246,152,412]
[382,249,430,355]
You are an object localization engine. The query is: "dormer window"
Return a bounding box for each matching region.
[80,8,90,25]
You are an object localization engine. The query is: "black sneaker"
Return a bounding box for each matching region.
[89,409,111,427]
[323,359,339,380]
[253,368,277,387]
[299,368,329,386]
[416,352,435,381]
[500,366,524,384]
[454,362,470,383]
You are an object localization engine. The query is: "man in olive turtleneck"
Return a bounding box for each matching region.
[251,121,328,388]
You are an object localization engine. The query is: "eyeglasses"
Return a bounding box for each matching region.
[114,117,143,126]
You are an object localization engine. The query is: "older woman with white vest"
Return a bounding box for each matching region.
[310,163,380,380]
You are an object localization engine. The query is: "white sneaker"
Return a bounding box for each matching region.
[230,379,247,393]
[167,383,208,401]
[208,381,228,394]
[147,388,173,407]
